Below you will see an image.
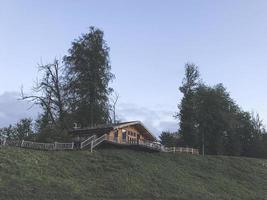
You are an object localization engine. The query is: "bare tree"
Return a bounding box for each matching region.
[110,91,119,123]
[20,59,66,128]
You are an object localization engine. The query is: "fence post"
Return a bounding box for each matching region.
[71,142,74,150]
[21,140,24,147]
[191,148,194,154]
[174,147,176,153]
[90,140,93,153]
[54,142,57,150]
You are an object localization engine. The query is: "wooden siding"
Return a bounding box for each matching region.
[107,126,148,144]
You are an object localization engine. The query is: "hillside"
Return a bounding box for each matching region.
[0,147,266,200]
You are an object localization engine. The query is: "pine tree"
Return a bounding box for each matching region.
[64,27,114,127]
[176,63,200,148]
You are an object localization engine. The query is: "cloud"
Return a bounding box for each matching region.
[0,92,40,128]
[117,102,178,137]
[0,92,178,137]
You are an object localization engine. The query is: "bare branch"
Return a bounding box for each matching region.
[110,91,119,123]
[19,59,66,128]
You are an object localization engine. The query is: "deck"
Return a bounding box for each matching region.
[101,134,163,152]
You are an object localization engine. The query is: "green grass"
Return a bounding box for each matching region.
[0,147,267,200]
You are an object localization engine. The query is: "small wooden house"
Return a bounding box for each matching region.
[70,121,162,151]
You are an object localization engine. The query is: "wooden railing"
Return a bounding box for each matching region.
[55,142,74,150]
[21,140,55,150]
[80,135,96,149]
[104,135,163,151]
[21,140,74,151]
[92,134,107,149]
[138,140,163,151]
[2,137,199,155]
[5,140,21,147]
[164,147,199,155]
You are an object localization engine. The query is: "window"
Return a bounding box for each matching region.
[122,132,126,142]
[122,129,126,142]
[114,131,118,142]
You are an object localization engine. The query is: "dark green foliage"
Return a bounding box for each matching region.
[14,118,34,141]
[35,128,71,143]
[177,64,267,158]
[179,63,200,95]
[194,84,239,155]
[34,114,72,142]
[0,148,266,200]
[64,27,114,127]
[0,118,34,141]
[19,27,115,141]
[0,125,16,140]
[193,85,267,157]
[176,63,200,148]
[159,131,182,147]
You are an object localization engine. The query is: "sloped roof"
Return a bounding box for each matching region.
[69,121,156,141]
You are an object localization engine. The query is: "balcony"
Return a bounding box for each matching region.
[105,134,163,151]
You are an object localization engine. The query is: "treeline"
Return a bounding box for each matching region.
[0,27,266,159]
[0,119,33,142]
[160,64,267,158]
[0,27,116,142]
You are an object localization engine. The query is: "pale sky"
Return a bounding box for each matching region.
[1,0,267,135]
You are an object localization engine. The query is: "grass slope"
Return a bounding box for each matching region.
[0,147,267,200]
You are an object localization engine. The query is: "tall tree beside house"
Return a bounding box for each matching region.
[21,59,66,127]
[175,63,200,148]
[21,59,68,141]
[64,27,115,127]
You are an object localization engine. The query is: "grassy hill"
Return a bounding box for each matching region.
[0,147,267,200]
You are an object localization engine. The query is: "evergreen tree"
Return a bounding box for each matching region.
[159,131,181,147]
[0,118,34,141]
[176,63,200,148]
[176,64,267,157]
[194,84,240,155]
[0,125,15,140]
[15,118,33,141]
[64,27,114,127]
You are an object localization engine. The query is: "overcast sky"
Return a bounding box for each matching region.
[1,0,267,136]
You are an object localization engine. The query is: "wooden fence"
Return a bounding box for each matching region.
[5,140,21,147]
[164,147,199,155]
[18,140,74,151]
[1,138,199,154]
[54,142,74,150]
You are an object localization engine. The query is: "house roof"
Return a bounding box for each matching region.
[69,121,157,141]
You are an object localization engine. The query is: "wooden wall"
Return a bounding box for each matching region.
[107,126,146,144]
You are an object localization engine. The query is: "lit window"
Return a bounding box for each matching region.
[114,131,118,142]
[122,132,126,142]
